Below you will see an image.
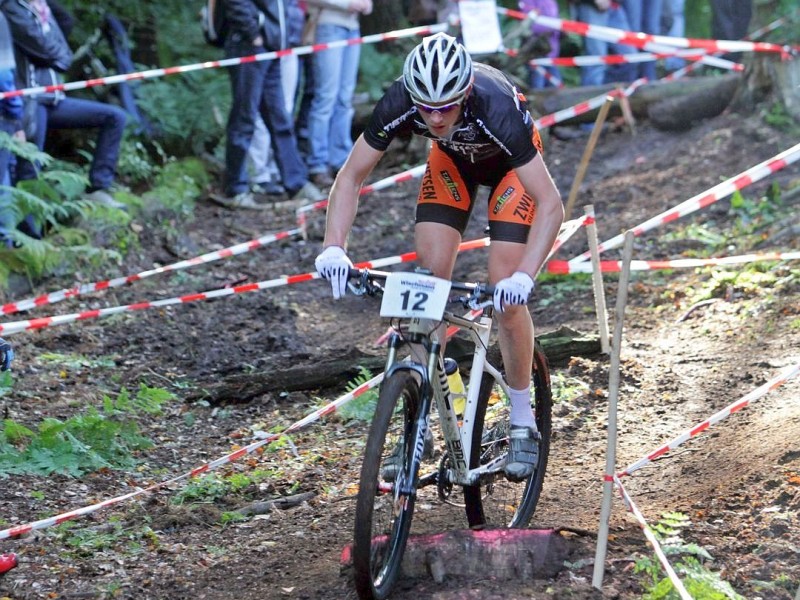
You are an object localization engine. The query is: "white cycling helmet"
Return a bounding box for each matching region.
[403,32,473,104]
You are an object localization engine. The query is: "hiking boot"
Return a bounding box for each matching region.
[381,428,435,482]
[209,191,267,210]
[309,169,334,188]
[251,181,286,196]
[504,425,540,482]
[288,181,326,202]
[84,189,128,211]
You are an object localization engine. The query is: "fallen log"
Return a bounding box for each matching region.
[238,492,316,516]
[189,328,600,404]
[530,73,742,125]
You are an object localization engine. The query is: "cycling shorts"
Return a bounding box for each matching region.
[415,129,544,244]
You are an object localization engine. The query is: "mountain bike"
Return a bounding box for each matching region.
[348,267,553,600]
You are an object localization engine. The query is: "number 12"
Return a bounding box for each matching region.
[400,290,428,311]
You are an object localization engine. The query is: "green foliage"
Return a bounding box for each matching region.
[0,371,13,399]
[550,371,590,404]
[536,272,593,308]
[50,519,160,558]
[0,386,174,477]
[358,45,407,102]
[171,469,273,505]
[635,512,745,600]
[336,367,380,423]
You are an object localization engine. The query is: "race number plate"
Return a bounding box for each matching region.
[380,272,452,320]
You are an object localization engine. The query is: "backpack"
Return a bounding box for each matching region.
[201,0,227,47]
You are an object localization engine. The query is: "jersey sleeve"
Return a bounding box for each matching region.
[363,79,416,152]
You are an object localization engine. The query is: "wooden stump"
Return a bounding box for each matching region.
[340,528,579,584]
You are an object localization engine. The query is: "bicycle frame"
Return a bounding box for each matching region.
[382,307,511,492]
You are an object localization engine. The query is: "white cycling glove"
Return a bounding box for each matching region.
[493,271,535,313]
[315,245,353,300]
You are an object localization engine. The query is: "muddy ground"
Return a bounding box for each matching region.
[1,109,799,600]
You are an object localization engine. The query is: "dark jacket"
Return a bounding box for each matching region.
[0,0,73,104]
[223,0,295,50]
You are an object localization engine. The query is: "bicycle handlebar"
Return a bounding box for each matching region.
[347,267,495,304]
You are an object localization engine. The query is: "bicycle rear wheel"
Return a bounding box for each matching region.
[463,340,552,529]
[353,372,421,600]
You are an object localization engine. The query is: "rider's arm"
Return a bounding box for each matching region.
[322,134,385,249]
[512,153,565,279]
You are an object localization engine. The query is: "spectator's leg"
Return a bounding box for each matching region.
[44,97,127,191]
[295,55,314,157]
[224,43,266,197]
[14,101,48,184]
[307,23,345,177]
[640,0,664,79]
[575,4,609,87]
[606,5,638,83]
[328,27,360,173]
[259,59,307,194]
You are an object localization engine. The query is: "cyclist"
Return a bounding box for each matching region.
[315,32,564,481]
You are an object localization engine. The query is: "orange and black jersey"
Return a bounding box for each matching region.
[364,62,540,170]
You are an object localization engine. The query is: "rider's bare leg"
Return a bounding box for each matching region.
[488,240,535,420]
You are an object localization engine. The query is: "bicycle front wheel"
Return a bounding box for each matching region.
[353,371,421,600]
[463,340,552,529]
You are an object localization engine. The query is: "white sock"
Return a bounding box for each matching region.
[508,385,536,430]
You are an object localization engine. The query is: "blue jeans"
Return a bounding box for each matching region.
[663,0,686,71]
[529,64,560,89]
[623,0,664,80]
[224,40,307,196]
[17,97,127,191]
[307,24,361,174]
[573,4,609,87]
[0,121,14,245]
[605,5,638,84]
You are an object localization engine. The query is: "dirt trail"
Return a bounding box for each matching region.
[1,112,799,600]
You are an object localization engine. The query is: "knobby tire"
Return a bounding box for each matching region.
[353,372,421,600]
[463,340,553,529]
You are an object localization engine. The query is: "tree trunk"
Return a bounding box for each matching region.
[188,328,600,404]
[529,74,743,127]
[730,53,800,122]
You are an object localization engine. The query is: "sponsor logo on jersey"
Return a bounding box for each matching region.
[493,186,515,215]
[513,194,535,223]
[439,171,462,203]
[421,170,436,201]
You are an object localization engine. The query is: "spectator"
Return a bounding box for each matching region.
[246,0,304,196]
[604,1,637,84]
[621,0,663,80]
[0,10,24,247]
[568,0,612,87]
[304,0,372,189]
[710,0,752,62]
[661,0,685,72]
[1,0,128,211]
[219,0,324,209]
[519,0,561,89]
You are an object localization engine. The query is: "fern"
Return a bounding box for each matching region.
[337,367,380,423]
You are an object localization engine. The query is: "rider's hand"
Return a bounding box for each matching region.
[493,272,534,313]
[315,246,353,300]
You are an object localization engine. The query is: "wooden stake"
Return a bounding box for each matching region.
[584,205,610,354]
[592,230,635,590]
[564,95,614,220]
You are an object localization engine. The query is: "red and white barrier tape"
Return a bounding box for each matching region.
[0,23,447,101]
[0,373,383,541]
[529,49,742,72]
[663,17,786,82]
[569,142,800,263]
[0,228,302,316]
[501,7,794,57]
[0,238,490,336]
[296,164,427,217]
[549,251,800,274]
[613,476,693,599]
[619,361,800,478]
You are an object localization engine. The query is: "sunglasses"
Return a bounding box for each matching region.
[414,98,464,115]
